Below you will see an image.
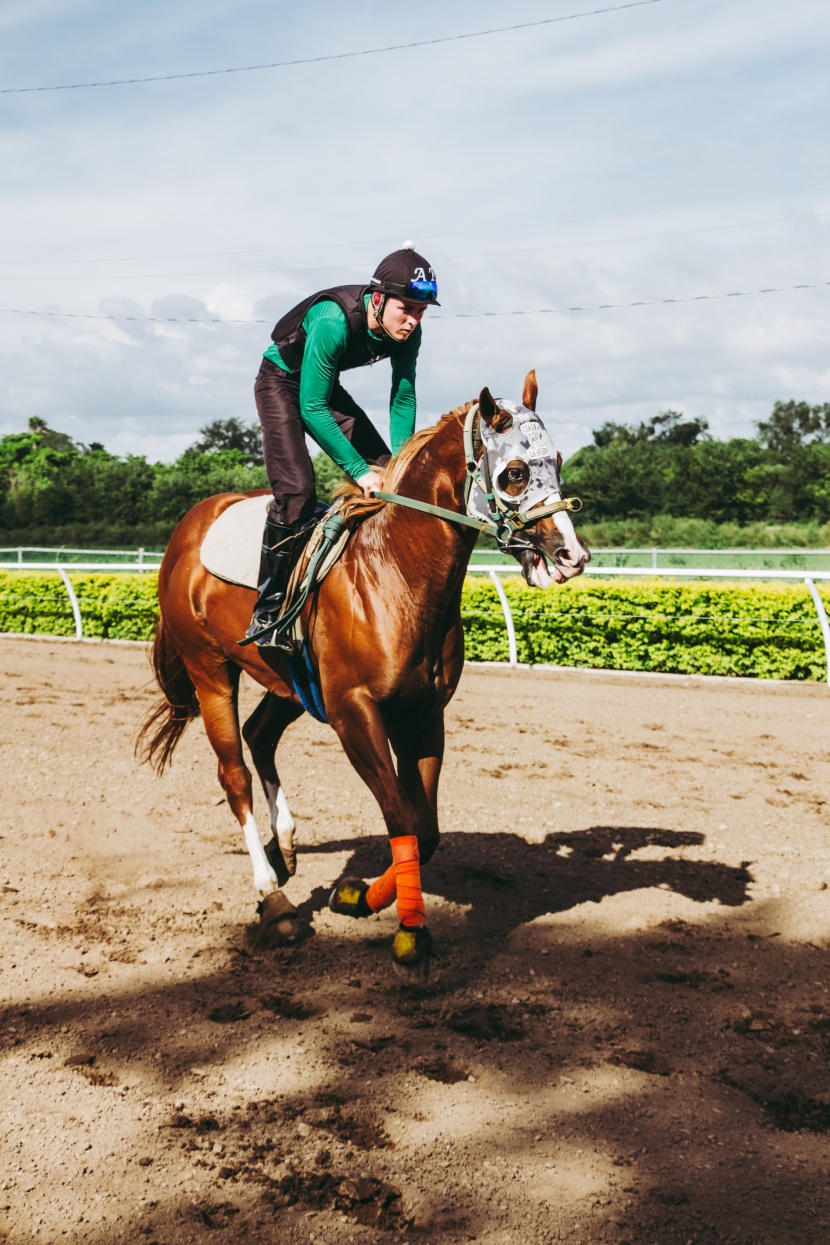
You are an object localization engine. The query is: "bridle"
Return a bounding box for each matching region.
[374,403,582,553]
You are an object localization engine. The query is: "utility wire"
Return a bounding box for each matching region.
[437,281,830,317]
[0,1,668,94]
[3,211,827,285]
[3,185,826,268]
[2,279,828,326]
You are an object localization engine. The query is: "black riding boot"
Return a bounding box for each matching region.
[244,517,303,650]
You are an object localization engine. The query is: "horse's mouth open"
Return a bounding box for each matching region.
[520,550,565,588]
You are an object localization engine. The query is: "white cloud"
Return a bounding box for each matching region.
[1,0,828,468]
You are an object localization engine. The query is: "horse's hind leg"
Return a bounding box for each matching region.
[193,666,306,947]
[242,692,303,883]
[190,664,277,896]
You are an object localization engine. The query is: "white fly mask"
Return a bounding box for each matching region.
[467,400,564,525]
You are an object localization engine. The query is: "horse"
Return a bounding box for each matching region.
[137,371,589,983]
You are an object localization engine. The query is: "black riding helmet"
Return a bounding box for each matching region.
[370,241,440,306]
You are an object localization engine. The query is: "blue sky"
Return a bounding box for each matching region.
[0,0,828,463]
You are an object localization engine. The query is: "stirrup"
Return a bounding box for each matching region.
[240,614,296,651]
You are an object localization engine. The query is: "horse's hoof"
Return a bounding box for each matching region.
[255,891,308,950]
[264,837,292,888]
[328,877,372,919]
[391,924,433,986]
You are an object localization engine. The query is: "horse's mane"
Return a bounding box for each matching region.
[334,400,475,527]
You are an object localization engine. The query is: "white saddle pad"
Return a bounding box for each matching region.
[199,494,271,589]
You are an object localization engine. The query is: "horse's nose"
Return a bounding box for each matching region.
[558,545,589,569]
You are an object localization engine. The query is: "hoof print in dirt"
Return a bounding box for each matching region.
[612,1049,672,1077]
[261,993,318,1020]
[444,1003,524,1043]
[253,892,310,950]
[266,1170,407,1230]
[193,1202,240,1230]
[207,1001,251,1024]
[417,1058,470,1084]
[719,1066,830,1133]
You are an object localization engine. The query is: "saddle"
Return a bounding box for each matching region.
[199,494,351,648]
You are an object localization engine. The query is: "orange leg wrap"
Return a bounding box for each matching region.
[391,835,425,928]
[366,863,397,914]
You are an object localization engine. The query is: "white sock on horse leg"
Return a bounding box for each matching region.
[242,812,279,896]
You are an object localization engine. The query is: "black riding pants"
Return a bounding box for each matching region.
[254,359,392,525]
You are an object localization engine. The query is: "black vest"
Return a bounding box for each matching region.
[270,284,408,374]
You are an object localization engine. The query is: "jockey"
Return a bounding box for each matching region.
[245,242,439,647]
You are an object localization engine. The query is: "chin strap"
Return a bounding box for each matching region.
[370,292,397,340]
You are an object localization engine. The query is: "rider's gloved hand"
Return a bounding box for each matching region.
[356,469,385,497]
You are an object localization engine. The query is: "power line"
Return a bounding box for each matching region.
[2,211,827,284]
[0,1,668,94]
[2,279,828,326]
[3,185,826,268]
[437,281,830,317]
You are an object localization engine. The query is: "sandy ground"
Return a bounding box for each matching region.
[1,637,830,1245]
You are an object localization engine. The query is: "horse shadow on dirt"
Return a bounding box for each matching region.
[298,824,752,954]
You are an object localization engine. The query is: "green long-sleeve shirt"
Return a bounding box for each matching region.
[263,294,419,481]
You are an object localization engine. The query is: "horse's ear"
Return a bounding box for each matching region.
[522,369,538,412]
[479,387,498,423]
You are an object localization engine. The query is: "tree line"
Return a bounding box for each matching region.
[0,417,343,547]
[0,401,827,547]
[564,402,830,525]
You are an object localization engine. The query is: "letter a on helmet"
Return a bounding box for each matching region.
[371,241,439,305]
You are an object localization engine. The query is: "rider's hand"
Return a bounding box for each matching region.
[356,469,385,497]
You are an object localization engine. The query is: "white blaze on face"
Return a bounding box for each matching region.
[552,507,581,561]
[525,494,585,588]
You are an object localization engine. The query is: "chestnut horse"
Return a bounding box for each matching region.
[137,372,589,982]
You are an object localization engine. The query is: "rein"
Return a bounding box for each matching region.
[373,404,582,548]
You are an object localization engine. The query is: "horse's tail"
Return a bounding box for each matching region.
[135,615,201,774]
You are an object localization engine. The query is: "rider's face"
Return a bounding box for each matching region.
[376,296,428,340]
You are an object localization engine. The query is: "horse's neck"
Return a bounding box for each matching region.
[365,412,477,602]
[397,411,469,513]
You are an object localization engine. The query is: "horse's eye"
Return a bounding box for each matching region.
[508,468,525,482]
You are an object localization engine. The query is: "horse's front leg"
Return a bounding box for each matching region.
[392,713,444,865]
[328,691,433,983]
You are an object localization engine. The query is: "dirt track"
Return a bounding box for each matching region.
[1,636,830,1245]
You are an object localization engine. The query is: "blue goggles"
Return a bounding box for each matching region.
[405,278,438,302]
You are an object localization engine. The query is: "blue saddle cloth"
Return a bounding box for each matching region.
[286,640,328,724]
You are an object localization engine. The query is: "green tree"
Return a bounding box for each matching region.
[756,400,830,457]
[312,453,347,503]
[149,448,268,527]
[192,418,264,464]
[592,410,709,448]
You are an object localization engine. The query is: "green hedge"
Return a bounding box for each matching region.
[0,573,159,641]
[462,577,830,680]
[1,571,828,681]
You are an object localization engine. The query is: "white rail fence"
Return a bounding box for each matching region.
[1,551,829,684]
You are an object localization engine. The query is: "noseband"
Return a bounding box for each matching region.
[374,403,582,551]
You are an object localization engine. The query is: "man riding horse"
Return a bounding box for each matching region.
[246,242,439,648]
